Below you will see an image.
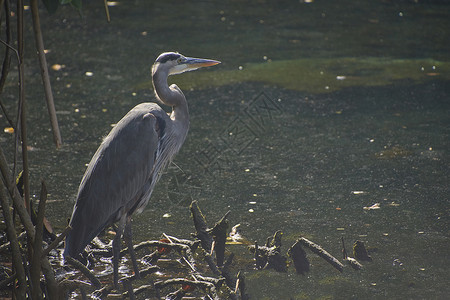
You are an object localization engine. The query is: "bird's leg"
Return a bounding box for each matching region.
[113,214,126,289]
[124,215,140,279]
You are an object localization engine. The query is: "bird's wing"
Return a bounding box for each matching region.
[64,103,166,257]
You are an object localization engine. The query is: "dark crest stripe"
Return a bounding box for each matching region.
[156,53,180,64]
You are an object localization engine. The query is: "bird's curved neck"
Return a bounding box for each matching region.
[152,68,189,125]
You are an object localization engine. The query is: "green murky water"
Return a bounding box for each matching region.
[1,0,449,299]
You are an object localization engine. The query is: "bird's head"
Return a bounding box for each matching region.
[152,52,220,76]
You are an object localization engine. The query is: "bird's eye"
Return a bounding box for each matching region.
[177,58,183,64]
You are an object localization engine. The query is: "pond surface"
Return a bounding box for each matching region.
[1,0,449,299]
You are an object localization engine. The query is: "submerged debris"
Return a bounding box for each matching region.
[363,203,381,210]
[296,237,344,273]
[209,210,231,267]
[287,240,310,275]
[190,200,213,252]
[345,257,363,270]
[248,231,287,272]
[235,271,250,300]
[341,237,363,270]
[61,202,242,299]
[353,240,372,262]
[228,224,246,244]
[1,196,376,299]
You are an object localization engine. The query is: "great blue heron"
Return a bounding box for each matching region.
[64,52,220,285]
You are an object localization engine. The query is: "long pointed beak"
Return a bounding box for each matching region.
[185,57,221,70]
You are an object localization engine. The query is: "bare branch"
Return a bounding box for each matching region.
[0,181,27,298]
[65,256,102,288]
[297,237,344,273]
[30,181,48,300]
[42,225,71,258]
[30,0,62,148]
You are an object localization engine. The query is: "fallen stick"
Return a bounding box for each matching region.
[129,240,191,254]
[58,279,95,298]
[41,225,71,258]
[163,233,200,250]
[123,284,153,298]
[91,285,113,299]
[154,278,215,290]
[120,265,160,283]
[297,237,344,273]
[65,256,102,288]
[345,257,363,270]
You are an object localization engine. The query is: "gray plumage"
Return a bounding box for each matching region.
[63,53,220,283]
[64,103,181,257]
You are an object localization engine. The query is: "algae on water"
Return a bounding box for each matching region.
[138,57,449,94]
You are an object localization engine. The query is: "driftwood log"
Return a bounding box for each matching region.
[296,237,344,273]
